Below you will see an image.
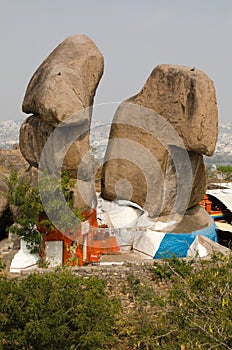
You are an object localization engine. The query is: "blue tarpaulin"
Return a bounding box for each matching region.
[154,222,218,259]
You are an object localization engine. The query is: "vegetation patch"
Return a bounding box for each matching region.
[0,254,231,349]
[0,270,120,350]
[117,255,232,349]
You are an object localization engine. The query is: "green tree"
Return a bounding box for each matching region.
[217,165,232,180]
[7,171,83,261]
[7,171,43,254]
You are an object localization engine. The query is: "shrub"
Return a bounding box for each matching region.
[1,255,231,349]
[0,270,120,350]
[118,254,232,349]
[0,259,5,273]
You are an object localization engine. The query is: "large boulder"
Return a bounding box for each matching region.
[22,35,104,123]
[101,108,168,217]
[101,116,206,217]
[129,64,218,156]
[102,65,217,217]
[21,35,104,212]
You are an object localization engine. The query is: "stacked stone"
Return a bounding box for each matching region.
[20,35,104,212]
[101,65,218,230]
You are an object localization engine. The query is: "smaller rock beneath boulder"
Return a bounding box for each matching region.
[19,115,55,167]
[101,102,203,217]
[169,205,213,233]
[20,114,94,180]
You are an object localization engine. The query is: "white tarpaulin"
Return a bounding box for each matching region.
[97,197,219,259]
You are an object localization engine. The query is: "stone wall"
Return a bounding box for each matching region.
[17,261,161,308]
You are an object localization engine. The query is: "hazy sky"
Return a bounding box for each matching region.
[0,0,231,123]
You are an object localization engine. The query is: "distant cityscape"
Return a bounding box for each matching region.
[0,120,22,149]
[0,119,231,164]
[204,123,232,165]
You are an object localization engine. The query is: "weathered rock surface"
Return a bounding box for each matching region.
[160,150,207,215]
[21,35,103,189]
[169,205,213,233]
[19,114,93,179]
[20,35,104,212]
[0,148,29,176]
[22,34,104,123]
[73,179,97,213]
[102,138,206,218]
[102,64,217,217]
[101,111,168,217]
[129,64,218,156]
[19,115,55,167]
[101,102,206,217]
[188,152,207,208]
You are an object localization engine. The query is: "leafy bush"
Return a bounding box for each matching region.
[0,255,231,349]
[7,171,84,259]
[0,270,120,350]
[118,254,232,349]
[0,259,5,273]
[167,254,232,350]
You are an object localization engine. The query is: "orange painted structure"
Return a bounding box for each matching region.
[199,194,230,221]
[40,209,120,266]
[199,195,213,213]
[88,228,120,259]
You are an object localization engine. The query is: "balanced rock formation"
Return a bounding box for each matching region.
[102,65,218,219]
[130,64,218,156]
[22,35,104,123]
[20,35,104,212]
